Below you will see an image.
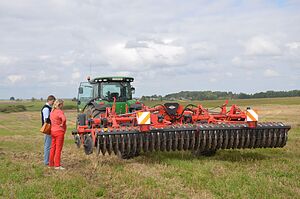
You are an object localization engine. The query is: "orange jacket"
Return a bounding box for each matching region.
[50,109,67,133]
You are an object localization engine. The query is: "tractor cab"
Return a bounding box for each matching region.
[77,77,138,114]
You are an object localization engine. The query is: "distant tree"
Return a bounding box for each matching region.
[72,97,77,101]
[10,96,15,101]
[164,90,300,100]
[237,93,251,99]
[31,97,36,102]
[40,97,43,101]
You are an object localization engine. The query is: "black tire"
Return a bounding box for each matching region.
[74,135,81,148]
[192,149,217,157]
[117,151,140,159]
[86,103,110,118]
[129,104,142,112]
[84,134,93,155]
[96,135,100,156]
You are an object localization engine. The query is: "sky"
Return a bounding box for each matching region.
[0,0,299,99]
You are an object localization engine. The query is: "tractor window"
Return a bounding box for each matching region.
[100,82,131,101]
[78,82,93,103]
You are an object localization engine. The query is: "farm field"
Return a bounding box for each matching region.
[0,97,300,198]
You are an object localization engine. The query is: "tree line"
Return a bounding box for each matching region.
[141,90,300,101]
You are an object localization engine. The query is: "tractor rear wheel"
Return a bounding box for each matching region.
[85,102,110,118]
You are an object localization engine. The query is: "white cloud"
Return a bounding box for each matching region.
[232,56,242,66]
[0,1,300,98]
[264,69,280,77]
[225,72,233,77]
[7,75,25,83]
[125,40,149,49]
[115,71,131,77]
[61,60,75,66]
[244,36,281,56]
[188,42,217,60]
[102,39,185,71]
[0,55,17,65]
[38,71,58,82]
[286,42,300,50]
[38,55,51,60]
[72,71,81,79]
[209,77,217,83]
[231,56,257,69]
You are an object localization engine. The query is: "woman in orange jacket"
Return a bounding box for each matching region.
[49,99,67,170]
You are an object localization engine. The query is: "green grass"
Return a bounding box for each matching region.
[0,98,300,198]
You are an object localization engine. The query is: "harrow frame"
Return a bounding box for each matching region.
[73,99,291,158]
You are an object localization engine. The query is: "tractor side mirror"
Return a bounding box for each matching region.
[78,87,83,94]
[131,87,135,94]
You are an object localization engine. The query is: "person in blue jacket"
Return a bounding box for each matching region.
[41,95,56,165]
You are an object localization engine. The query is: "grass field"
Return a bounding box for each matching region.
[0,97,300,198]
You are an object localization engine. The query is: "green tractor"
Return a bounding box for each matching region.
[77,76,141,119]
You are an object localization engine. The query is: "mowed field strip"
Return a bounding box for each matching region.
[0,97,300,198]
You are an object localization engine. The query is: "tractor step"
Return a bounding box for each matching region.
[95,122,290,156]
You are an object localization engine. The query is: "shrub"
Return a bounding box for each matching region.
[0,105,27,113]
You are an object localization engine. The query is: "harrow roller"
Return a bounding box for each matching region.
[94,122,290,156]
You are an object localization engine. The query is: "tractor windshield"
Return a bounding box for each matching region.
[99,81,132,102]
[78,82,93,103]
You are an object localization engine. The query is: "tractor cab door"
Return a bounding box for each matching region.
[77,82,93,111]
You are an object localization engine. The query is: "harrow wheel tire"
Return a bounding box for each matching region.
[74,135,81,148]
[117,151,140,159]
[84,134,93,155]
[192,149,217,157]
[96,135,101,155]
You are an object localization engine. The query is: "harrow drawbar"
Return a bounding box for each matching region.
[95,122,290,156]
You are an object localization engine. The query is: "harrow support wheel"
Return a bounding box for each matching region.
[84,134,93,155]
[96,135,101,155]
[117,151,140,159]
[192,149,217,157]
[74,134,81,148]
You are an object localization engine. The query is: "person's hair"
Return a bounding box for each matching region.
[52,99,64,111]
[47,95,56,102]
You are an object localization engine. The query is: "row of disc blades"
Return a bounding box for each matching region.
[95,122,290,156]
